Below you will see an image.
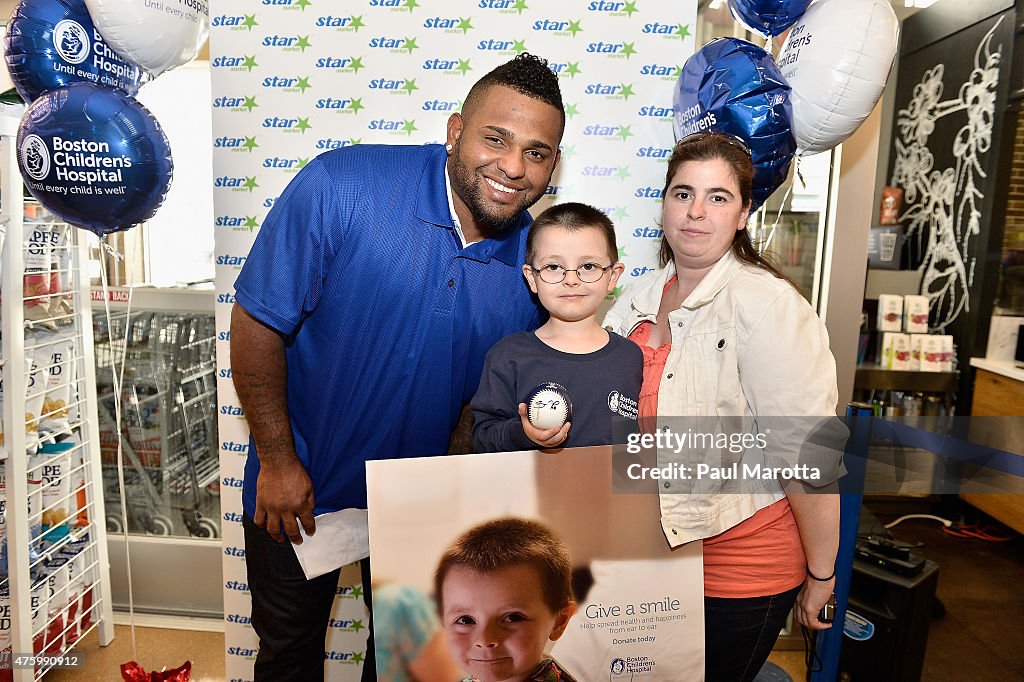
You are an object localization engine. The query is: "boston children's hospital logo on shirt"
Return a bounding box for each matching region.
[608,391,638,420]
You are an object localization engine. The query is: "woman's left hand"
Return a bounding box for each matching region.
[793,576,835,630]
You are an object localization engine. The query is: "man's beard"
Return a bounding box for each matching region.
[447,145,546,233]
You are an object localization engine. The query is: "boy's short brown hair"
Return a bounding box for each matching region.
[434,517,573,614]
[526,202,618,266]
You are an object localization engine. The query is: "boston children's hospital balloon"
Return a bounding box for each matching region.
[776,0,899,155]
[4,0,146,102]
[83,0,209,78]
[17,82,173,236]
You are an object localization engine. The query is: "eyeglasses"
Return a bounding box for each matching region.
[530,262,613,284]
[676,131,752,157]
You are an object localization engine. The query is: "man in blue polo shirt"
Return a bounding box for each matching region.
[230,53,564,681]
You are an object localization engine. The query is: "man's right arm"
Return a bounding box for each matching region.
[230,302,316,543]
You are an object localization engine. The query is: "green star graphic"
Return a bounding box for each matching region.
[351,620,365,633]
[349,56,364,73]
[616,125,633,141]
[244,216,259,230]
[349,97,364,113]
[619,83,635,100]
[456,59,472,75]
[458,16,473,33]
[560,144,576,160]
[621,42,637,58]
[514,0,528,14]
[614,206,629,220]
[403,37,419,53]
[402,119,418,136]
[351,586,364,599]
[609,285,623,299]
[294,0,311,9]
[403,0,419,11]
[617,246,627,259]
[297,157,309,169]
[616,166,631,181]
[564,103,579,119]
[295,35,311,51]
[242,96,258,112]
[677,23,691,39]
[567,19,583,37]
[349,15,364,31]
[243,14,257,30]
[352,652,365,665]
[243,176,259,192]
[242,136,258,152]
[624,1,639,17]
[512,38,527,53]
[565,62,581,78]
[243,55,258,71]
[296,76,311,93]
[296,117,312,134]
[402,78,419,95]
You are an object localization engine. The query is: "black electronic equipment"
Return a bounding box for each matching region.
[855,539,925,577]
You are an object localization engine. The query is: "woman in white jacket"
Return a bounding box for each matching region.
[604,132,841,682]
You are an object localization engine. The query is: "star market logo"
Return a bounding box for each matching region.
[211,14,258,31]
[477,0,528,13]
[581,164,631,181]
[264,0,312,10]
[477,38,527,54]
[423,16,474,33]
[263,116,312,134]
[316,15,364,31]
[638,104,672,120]
[325,651,365,665]
[262,75,312,93]
[423,58,473,76]
[316,137,362,150]
[423,98,460,112]
[369,77,419,95]
[211,54,259,72]
[584,82,636,101]
[586,40,636,58]
[263,156,309,173]
[216,214,260,231]
[556,61,581,79]
[369,0,420,11]
[315,96,366,115]
[642,21,691,40]
[368,36,419,53]
[532,18,583,37]
[262,34,312,52]
[587,0,639,16]
[368,118,418,136]
[213,135,259,153]
[582,123,634,142]
[315,55,365,73]
[212,95,259,113]
[328,618,366,632]
[214,175,260,193]
[639,63,680,80]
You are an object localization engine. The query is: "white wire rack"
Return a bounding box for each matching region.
[0,112,114,681]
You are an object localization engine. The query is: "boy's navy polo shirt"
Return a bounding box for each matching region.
[233,144,542,515]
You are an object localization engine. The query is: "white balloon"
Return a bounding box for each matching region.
[84,0,209,78]
[776,0,899,155]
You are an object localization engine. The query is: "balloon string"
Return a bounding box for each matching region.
[99,238,125,262]
[762,181,795,253]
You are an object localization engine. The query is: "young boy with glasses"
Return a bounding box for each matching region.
[471,203,642,451]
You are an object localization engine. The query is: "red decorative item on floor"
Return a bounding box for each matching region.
[120,660,192,682]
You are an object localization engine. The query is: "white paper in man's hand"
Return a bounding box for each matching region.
[291,508,369,580]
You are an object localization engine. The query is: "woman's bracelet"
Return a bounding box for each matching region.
[806,565,836,582]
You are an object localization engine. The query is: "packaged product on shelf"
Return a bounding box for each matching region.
[23,223,54,328]
[39,440,75,546]
[63,534,93,630]
[62,544,82,643]
[30,576,46,657]
[39,330,75,435]
[25,352,45,453]
[878,294,904,332]
[940,335,954,371]
[909,334,926,371]
[880,332,896,369]
[67,435,89,528]
[43,556,68,655]
[891,333,911,370]
[48,224,72,319]
[904,295,930,333]
[0,585,10,672]
[920,335,944,372]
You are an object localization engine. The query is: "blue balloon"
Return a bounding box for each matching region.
[728,0,811,37]
[17,82,173,236]
[673,37,795,211]
[4,0,146,103]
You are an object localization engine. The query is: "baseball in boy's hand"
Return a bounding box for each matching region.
[526,382,573,429]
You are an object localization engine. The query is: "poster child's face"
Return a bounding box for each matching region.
[442,563,573,682]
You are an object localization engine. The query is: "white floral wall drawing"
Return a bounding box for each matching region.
[890,16,1003,331]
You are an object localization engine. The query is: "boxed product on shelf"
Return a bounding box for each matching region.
[878,294,904,331]
[904,294,930,333]
[920,334,944,372]
[909,334,926,371]
[940,335,954,371]
[882,332,911,370]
